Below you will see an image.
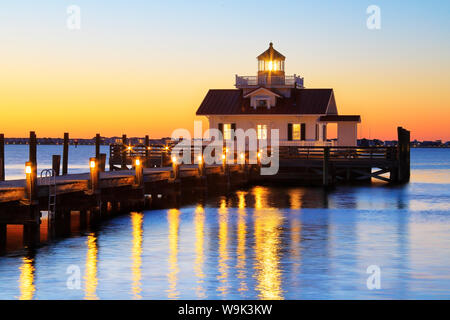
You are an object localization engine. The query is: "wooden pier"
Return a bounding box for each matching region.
[0,128,410,251]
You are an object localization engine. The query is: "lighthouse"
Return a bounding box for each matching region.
[196,43,361,146]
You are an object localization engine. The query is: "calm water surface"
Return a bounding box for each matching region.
[0,147,449,299]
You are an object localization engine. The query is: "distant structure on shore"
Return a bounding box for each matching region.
[196,42,361,146]
[3,137,172,146]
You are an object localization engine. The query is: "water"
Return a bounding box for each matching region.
[0,148,449,299]
[3,145,111,180]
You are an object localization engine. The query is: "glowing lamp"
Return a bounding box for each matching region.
[222,154,226,160]
[172,156,177,163]
[135,159,141,166]
[240,153,244,160]
[197,156,203,164]
[90,160,96,168]
[127,146,132,151]
[25,165,32,174]
[257,152,261,159]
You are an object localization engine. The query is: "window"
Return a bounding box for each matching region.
[257,124,267,140]
[301,123,306,140]
[223,124,232,140]
[256,99,268,108]
[292,124,301,140]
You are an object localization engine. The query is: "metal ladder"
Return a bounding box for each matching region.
[40,169,57,220]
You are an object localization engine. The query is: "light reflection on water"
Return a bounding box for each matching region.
[0,148,449,299]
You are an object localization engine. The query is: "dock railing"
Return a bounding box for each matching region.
[109,142,397,168]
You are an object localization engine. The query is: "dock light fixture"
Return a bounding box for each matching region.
[197,155,203,164]
[222,154,226,160]
[25,164,32,174]
[127,146,132,151]
[257,151,261,159]
[172,156,177,163]
[90,160,96,168]
[135,158,141,166]
[240,153,245,160]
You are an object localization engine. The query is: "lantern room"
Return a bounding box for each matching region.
[257,42,286,76]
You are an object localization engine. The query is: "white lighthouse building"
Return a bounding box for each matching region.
[196,43,360,146]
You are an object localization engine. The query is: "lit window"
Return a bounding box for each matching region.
[293,124,301,140]
[257,124,267,140]
[223,124,232,140]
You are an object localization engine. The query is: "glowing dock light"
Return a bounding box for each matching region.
[222,154,226,160]
[135,159,141,166]
[172,156,177,163]
[25,165,32,174]
[90,160,96,168]
[127,146,132,151]
[197,155,203,164]
[240,153,245,160]
[257,151,261,159]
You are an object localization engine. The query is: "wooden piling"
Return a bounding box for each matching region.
[95,133,101,160]
[99,153,106,172]
[323,147,330,187]
[29,131,37,179]
[121,134,128,170]
[89,157,100,194]
[0,133,4,181]
[52,155,61,176]
[25,161,37,204]
[397,127,411,183]
[23,222,40,247]
[0,224,6,250]
[134,158,143,187]
[144,135,149,167]
[63,132,69,175]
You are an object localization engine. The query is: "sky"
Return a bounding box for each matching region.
[0,0,449,140]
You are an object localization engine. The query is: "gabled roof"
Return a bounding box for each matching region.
[257,42,285,61]
[243,87,281,98]
[196,88,336,115]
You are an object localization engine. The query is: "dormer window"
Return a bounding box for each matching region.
[256,99,268,108]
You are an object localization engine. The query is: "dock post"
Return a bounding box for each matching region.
[79,210,88,229]
[144,135,150,168]
[25,161,37,204]
[397,127,411,183]
[29,131,37,179]
[134,158,144,187]
[121,134,128,170]
[89,157,100,194]
[63,132,69,175]
[197,155,205,176]
[99,153,106,172]
[0,133,4,181]
[0,224,6,251]
[23,221,40,247]
[52,155,61,176]
[171,155,179,180]
[323,147,330,187]
[95,133,101,160]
